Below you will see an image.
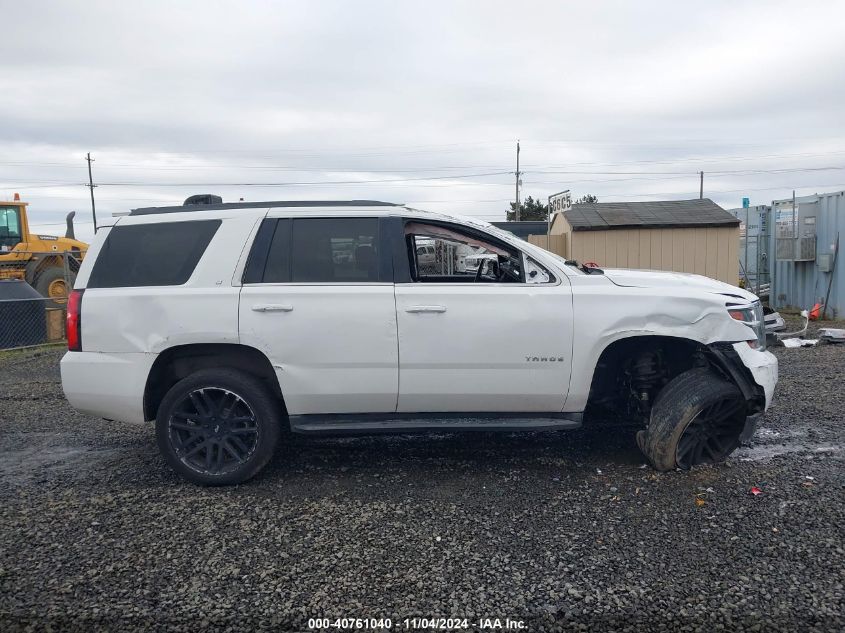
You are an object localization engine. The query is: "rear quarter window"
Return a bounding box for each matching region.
[87,220,221,288]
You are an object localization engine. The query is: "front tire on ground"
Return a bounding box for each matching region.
[637,368,747,471]
[155,369,282,485]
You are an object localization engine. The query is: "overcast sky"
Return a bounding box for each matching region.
[3,0,845,241]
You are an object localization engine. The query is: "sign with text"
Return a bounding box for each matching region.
[548,190,572,214]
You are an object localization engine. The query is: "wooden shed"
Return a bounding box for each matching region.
[529,198,741,284]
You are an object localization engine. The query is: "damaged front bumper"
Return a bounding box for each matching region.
[710,341,778,444]
[730,341,778,411]
[707,342,778,441]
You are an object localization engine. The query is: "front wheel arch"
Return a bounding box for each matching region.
[584,335,707,416]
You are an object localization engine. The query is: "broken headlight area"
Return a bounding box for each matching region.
[727,301,766,351]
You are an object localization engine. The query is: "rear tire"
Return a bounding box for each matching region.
[638,368,746,471]
[155,369,281,485]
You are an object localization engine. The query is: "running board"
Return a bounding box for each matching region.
[288,412,583,435]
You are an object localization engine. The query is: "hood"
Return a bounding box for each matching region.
[601,268,758,303]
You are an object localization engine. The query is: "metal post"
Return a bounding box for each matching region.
[86,153,98,233]
[754,206,763,297]
[744,207,749,290]
[514,140,521,221]
[699,171,703,199]
[822,232,839,320]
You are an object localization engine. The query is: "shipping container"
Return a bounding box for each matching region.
[769,190,844,318]
[727,204,771,295]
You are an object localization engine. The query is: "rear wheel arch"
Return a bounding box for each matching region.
[144,343,286,422]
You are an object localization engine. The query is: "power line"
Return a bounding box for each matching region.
[92,171,513,187]
[4,147,845,170]
[599,182,845,199]
[7,160,845,180]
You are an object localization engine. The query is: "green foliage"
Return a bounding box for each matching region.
[506,196,548,221]
[504,194,599,221]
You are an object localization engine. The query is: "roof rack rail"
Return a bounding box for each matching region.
[130,199,401,216]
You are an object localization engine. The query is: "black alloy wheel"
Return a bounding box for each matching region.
[638,368,748,471]
[168,387,260,476]
[674,394,745,469]
[156,369,282,485]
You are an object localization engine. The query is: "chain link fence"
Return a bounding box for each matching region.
[0,252,79,350]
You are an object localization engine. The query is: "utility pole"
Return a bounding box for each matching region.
[514,140,521,221]
[699,171,704,199]
[86,152,98,233]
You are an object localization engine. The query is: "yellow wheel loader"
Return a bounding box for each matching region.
[0,193,88,306]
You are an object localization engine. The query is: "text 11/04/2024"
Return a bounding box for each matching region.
[307,617,526,630]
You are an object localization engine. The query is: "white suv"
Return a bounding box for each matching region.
[61,199,778,485]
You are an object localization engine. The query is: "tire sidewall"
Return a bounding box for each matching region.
[643,368,745,471]
[155,369,281,486]
[34,268,74,309]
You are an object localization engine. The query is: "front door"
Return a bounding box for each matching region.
[394,220,573,413]
[239,216,398,415]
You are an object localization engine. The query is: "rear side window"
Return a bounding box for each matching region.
[87,220,221,288]
[244,217,381,283]
[292,218,379,282]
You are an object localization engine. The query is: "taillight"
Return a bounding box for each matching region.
[67,289,84,351]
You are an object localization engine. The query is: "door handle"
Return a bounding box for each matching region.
[251,304,294,312]
[405,305,447,313]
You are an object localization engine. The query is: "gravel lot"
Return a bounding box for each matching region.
[1,322,843,632]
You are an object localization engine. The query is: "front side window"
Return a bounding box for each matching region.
[0,206,22,249]
[405,221,523,283]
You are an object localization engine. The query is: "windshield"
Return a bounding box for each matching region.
[0,206,22,249]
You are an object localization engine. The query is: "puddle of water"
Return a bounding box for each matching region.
[737,443,842,461]
[0,444,120,480]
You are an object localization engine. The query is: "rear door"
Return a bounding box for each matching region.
[238,216,398,415]
[393,219,573,412]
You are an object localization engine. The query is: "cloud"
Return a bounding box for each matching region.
[2,0,845,243]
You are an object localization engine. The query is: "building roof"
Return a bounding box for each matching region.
[490,221,549,239]
[561,198,740,232]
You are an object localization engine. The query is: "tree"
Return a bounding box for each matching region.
[575,194,599,204]
[506,195,548,221]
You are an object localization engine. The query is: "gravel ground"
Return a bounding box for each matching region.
[0,323,843,632]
